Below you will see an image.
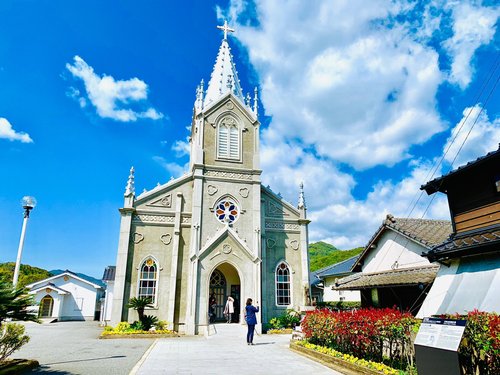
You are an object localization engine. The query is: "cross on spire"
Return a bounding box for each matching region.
[217,20,235,40]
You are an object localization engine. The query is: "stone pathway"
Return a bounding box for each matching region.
[133,323,342,375]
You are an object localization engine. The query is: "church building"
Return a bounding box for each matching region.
[110,23,311,335]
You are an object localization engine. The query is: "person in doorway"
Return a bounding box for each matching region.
[209,294,217,323]
[224,296,234,323]
[244,298,259,345]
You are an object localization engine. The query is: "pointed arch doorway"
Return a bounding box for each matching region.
[209,263,241,323]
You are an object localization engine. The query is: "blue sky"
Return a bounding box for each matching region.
[1,0,499,279]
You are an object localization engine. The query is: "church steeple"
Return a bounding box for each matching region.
[124,166,135,208]
[203,21,245,108]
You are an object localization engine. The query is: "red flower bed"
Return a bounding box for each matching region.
[440,310,500,374]
[301,307,418,370]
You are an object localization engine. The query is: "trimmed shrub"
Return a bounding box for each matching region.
[315,301,361,310]
[301,307,417,370]
[440,310,500,375]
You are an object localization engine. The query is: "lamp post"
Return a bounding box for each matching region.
[13,196,37,287]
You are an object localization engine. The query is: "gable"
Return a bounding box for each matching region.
[261,187,300,219]
[198,226,259,264]
[134,174,193,211]
[26,271,102,290]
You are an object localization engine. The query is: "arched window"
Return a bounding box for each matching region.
[39,295,54,317]
[138,257,158,304]
[217,116,240,160]
[276,262,291,306]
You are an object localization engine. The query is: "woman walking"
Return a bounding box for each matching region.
[244,298,259,345]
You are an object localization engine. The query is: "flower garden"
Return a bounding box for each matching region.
[294,307,500,375]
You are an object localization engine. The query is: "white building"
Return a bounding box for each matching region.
[335,215,451,314]
[26,270,104,321]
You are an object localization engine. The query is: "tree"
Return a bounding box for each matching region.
[126,297,153,322]
[0,282,39,328]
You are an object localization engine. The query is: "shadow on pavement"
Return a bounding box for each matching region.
[45,355,126,365]
[253,342,275,346]
[27,366,75,374]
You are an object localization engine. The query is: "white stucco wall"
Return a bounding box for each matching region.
[31,291,64,318]
[417,255,500,318]
[323,277,360,302]
[363,231,430,273]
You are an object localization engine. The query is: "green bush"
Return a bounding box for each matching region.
[141,315,158,331]
[114,322,131,332]
[269,309,301,329]
[130,321,144,331]
[0,323,30,361]
[155,320,168,330]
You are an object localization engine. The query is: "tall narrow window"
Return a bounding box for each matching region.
[276,262,291,306]
[217,116,240,160]
[138,258,158,304]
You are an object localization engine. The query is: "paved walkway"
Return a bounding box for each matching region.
[133,323,342,375]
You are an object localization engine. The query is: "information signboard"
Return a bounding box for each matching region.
[415,317,466,351]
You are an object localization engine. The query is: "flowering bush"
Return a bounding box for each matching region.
[102,320,174,336]
[301,308,418,370]
[268,309,301,329]
[440,310,500,374]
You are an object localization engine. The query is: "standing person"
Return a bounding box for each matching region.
[223,296,234,323]
[208,294,217,323]
[244,298,259,345]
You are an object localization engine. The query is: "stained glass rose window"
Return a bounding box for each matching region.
[215,198,239,224]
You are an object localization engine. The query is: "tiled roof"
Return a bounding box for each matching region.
[421,145,500,194]
[102,266,116,281]
[426,227,500,261]
[353,215,452,269]
[315,255,360,278]
[334,265,439,290]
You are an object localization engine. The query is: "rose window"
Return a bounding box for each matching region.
[215,199,239,224]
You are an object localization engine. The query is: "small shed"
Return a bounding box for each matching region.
[26,270,104,321]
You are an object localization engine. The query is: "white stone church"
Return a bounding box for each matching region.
[111,23,311,335]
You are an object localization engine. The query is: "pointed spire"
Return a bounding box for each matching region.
[195,79,204,112]
[253,87,259,116]
[203,23,244,108]
[245,92,251,107]
[298,182,306,210]
[125,167,135,197]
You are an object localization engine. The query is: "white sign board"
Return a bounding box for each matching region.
[414,318,466,352]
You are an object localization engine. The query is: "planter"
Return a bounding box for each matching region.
[289,341,395,375]
[0,359,39,375]
[99,332,179,339]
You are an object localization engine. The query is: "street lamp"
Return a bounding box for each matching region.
[13,196,37,287]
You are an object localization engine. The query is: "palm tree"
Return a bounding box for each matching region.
[0,281,38,328]
[126,297,153,322]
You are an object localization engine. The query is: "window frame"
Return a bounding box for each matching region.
[275,261,292,307]
[137,256,160,307]
[216,115,241,162]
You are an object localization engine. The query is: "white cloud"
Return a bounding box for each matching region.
[443,105,500,167]
[153,156,188,178]
[213,0,498,249]
[0,118,33,143]
[444,2,499,89]
[172,139,190,157]
[66,56,163,122]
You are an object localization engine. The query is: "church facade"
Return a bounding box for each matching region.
[110,24,311,335]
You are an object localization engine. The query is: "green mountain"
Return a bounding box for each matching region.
[309,241,363,272]
[0,262,53,288]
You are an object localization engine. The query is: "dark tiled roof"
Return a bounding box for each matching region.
[102,266,116,281]
[426,227,500,261]
[353,215,452,269]
[421,145,500,194]
[315,255,360,278]
[334,265,439,290]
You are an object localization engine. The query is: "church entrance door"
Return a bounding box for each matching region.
[209,263,241,323]
[40,295,54,317]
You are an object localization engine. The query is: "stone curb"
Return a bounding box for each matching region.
[0,359,39,375]
[289,341,385,375]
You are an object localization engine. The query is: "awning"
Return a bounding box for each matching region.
[334,265,439,290]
